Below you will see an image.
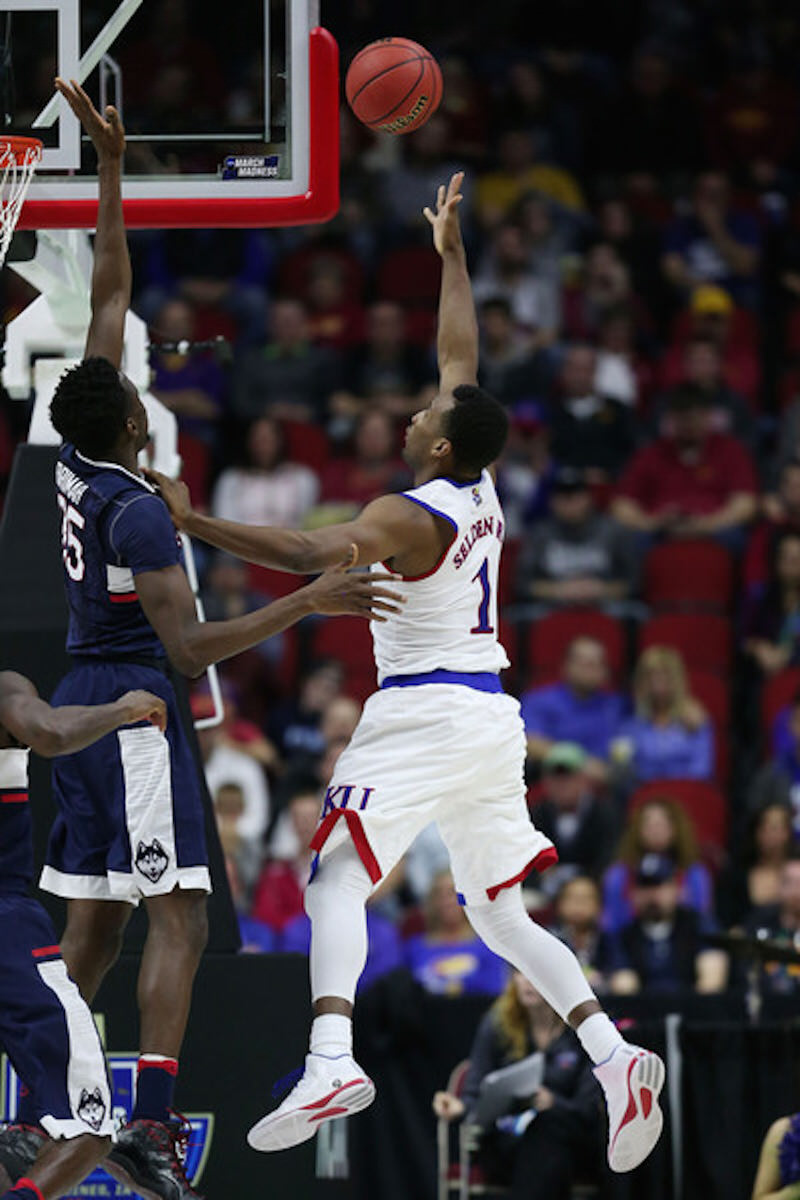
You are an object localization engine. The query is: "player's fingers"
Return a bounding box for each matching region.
[370,599,402,614]
[448,171,464,196]
[437,183,446,209]
[365,586,405,602]
[422,205,435,225]
[368,572,401,584]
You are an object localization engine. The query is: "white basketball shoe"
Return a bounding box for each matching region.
[593,1043,665,1173]
[247,1053,376,1153]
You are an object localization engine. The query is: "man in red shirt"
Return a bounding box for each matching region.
[611,386,757,549]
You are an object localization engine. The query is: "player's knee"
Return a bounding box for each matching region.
[148,889,208,958]
[62,915,127,974]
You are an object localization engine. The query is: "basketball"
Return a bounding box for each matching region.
[345,38,443,135]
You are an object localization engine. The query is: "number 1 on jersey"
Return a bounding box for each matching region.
[470,557,494,634]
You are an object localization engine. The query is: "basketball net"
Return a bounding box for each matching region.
[0,136,42,269]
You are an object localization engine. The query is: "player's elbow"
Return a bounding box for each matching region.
[163,637,206,679]
[284,532,322,574]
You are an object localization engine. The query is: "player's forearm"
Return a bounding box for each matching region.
[91,158,132,315]
[28,697,136,758]
[438,246,479,382]
[175,590,316,677]
[183,510,347,573]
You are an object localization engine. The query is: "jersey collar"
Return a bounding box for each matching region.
[74,449,158,494]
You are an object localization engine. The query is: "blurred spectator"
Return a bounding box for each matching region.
[661,172,761,309]
[531,743,619,895]
[550,875,612,992]
[653,339,755,449]
[718,803,794,928]
[602,798,714,934]
[606,853,727,994]
[561,243,649,344]
[211,416,319,528]
[267,661,344,765]
[547,344,636,482]
[592,197,664,313]
[515,193,570,295]
[744,460,800,595]
[305,256,365,351]
[149,297,226,460]
[331,301,435,422]
[596,45,702,177]
[743,856,800,996]
[200,552,286,683]
[495,405,556,536]
[594,307,655,410]
[750,695,800,833]
[474,128,585,232]
[522,638,625,781]
[438,56,490,164]
[232,298,339,424]
[319,407,409,513]
[611,387,758,548]
[212,781,263,899]
[383,114,469,233]
[404,824,451,907]
[495,61,579,169]
[615,647,714,784]
[516,466,638,609]
[660,285,760,407]
[473,222,560,343]
[251,783,320,933]
[196,696,271,844]
[404,871,509,996]
[477,297,553,407]
[433,975,602,1200]
[744,531,800,676]
[705,51,798,177]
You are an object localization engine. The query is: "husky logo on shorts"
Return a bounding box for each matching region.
[134,838,169,883]
[77,1086,106,1131]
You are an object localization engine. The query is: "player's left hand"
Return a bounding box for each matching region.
[303,547,405,621]
[117,690,168,732]
[54,78,125,160]
[143,468,192,529]
[423,171,465,257]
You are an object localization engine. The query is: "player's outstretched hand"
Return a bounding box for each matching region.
[117,690,167,732]
[54,77,125,161]
[423,171,464,257]
[143,468,192,529]
[303,546,405,621]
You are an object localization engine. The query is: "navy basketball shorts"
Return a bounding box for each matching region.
[0,895,114,1139]
[41,660,211,906]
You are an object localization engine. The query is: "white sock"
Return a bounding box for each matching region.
[576,1012,624,1065]
[310,1013,353,1058]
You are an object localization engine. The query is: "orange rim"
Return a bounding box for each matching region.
[0,136,44,163]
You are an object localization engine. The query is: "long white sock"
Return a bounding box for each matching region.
[575,1011,624,1066]
[304,842,373,1006]
[310,1013,353,1058]
[466,885,598,1023]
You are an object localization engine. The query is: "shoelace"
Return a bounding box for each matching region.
[271,1066,304,1101]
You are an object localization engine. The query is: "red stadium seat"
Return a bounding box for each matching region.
[630,779,728,856]
[376,245,442,306]
[643,540,734,613]
[526,610,626,685]
[761,667,800,742]
[638,614,732,675]
[310,616,377,701]
[282,419,330,473]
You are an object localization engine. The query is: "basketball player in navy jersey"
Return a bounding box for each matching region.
[153,173,666,1173]
[12,80,400,1200]
[0,670,165,1200]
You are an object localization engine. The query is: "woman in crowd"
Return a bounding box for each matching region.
[718,802,794,927]
[433,973,602,1200]
[616,646,714,783]
[404,871,508,997]
[211,414,319,529]
[602,796,714,932]
[744,529,800,676]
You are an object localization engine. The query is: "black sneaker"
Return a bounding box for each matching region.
[0,1124,47,1187]
[105,1114,204,1200]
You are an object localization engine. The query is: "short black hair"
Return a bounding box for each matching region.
[443,384,509,475]
[50,356,130,458]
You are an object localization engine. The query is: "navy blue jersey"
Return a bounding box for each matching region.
[0,747,32,894]
[56,445,181,658]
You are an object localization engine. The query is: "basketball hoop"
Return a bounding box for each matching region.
[0,136,42,269]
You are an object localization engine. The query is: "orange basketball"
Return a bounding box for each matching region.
[345,38,443,135]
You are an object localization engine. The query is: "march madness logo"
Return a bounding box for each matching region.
[134,838,169,883]
[1,1054,213,1198]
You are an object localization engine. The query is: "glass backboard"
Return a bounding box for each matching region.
[0,0,338,228]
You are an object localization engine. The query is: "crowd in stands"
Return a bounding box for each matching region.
[6,0,800,1005]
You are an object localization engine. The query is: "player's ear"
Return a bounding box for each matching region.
[431,436,451,462]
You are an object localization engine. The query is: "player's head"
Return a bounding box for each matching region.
[50,357,149,460]
[403,384,509,479]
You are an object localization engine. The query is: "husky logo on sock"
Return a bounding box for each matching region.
[77,1087,106,1131]
[135,838,169,883]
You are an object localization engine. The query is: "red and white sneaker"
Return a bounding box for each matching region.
[593,1044,665,1173]
[246,1054,376,1153]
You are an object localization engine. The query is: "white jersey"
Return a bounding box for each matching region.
[371,470,510,682]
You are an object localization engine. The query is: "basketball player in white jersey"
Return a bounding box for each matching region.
[149,173,665,1174]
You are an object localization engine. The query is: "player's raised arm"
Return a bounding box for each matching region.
[144,471,435,574]
[424,171,479,395]
[0,671,166,757]
[55,78,130,367]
